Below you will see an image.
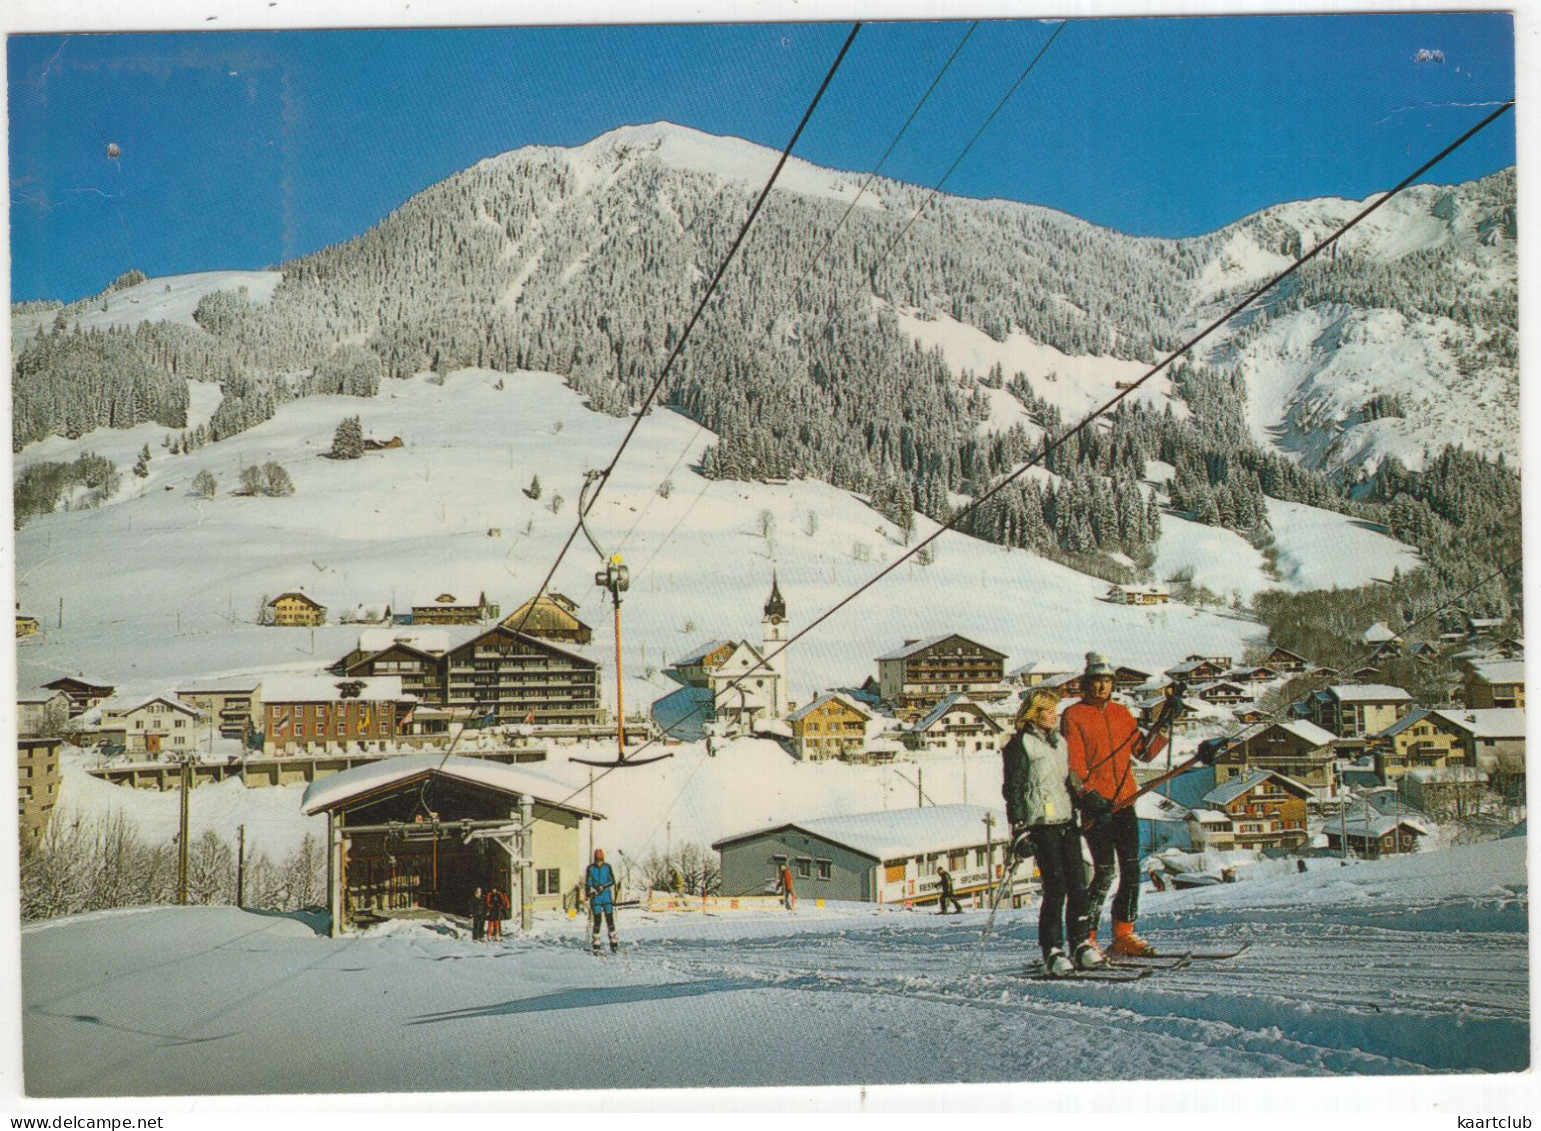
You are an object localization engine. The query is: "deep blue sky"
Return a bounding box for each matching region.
[8,13,1515,302]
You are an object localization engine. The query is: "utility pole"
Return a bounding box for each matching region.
[177,758,191,904]
[917,766,923,808]
[236,824,246,908]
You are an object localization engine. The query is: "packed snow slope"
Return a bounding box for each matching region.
[13,367,1418,710]
[21,837,1528,1096]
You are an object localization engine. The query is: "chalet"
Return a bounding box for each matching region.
[1191,680,1253,706]
[1196,770,1312,851]
[17,689,70,738]
[1262,646,1310,674]
[42,676,116,717]
[412,591,499,626]
[268,591,327,627]
[301,754,598,936]
[876,634,1008,717]
[341,630,455,706]
[1465,616,1506,640]
[1309,685,1414,739]
[1463,660,1525,710]
[1113,665,1152,690]
[1226,665,1279,685]
[15,615,40,638]
[1430,708,1526,782]
[787,692,873,762]
[1214,719,1337,792]
[1372,708,1467,782]
[1360,622,1404,655]
[1323,814,1426,859]
[1186,809,1236,852]
[176,679,263,743]
[1400,766,1490,817]
[904,694,1006,756]
[260,676,414,756]
[1108,584,1171,606]
[1166,657,1230,682]
[499,592,593,644]
[100,696,210,757]
[443,627,601,728]
[714,804,1014,907]
[18,735,63,846]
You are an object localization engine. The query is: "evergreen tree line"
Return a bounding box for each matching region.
[21,810,327,922]
[13,453,120,529]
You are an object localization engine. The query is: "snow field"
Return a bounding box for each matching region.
[19,837,1528,1095]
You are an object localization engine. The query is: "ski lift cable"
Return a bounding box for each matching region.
[608,97,1516,771]
[436,25,861,793]
[496,23,863,656]
[609,20,1022,563]
[1117,552,1525,811]
[469,80,1515,854]
[870,19,1066,275]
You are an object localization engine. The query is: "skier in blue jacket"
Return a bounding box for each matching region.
[585,848,620,954]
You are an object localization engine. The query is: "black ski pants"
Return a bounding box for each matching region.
[1083,805,1140,935]
[590,908,616,940]
[1028,822,1090,958]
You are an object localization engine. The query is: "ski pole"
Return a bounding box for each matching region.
[1110,735,1231,813]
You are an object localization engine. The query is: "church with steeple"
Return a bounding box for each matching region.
[650,576,791,739]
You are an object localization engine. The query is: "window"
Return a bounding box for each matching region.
[974,848,986,867]
[536,868,561,895]
[796,857,812,879]
[816,859,832,881]
[885,862,905,884]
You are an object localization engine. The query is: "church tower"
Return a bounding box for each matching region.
[761,573,789,711]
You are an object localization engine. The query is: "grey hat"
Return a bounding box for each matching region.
[1084,652,1115,677]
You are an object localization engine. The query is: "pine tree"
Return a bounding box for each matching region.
[330,415,364,460]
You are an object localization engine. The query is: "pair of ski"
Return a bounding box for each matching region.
[1021,944,1248,982]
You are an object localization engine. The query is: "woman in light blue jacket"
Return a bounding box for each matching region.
[1001,688,1104,976]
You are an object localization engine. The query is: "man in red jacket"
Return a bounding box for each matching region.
[1061,652,1165,957]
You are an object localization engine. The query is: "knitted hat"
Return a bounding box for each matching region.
[1084,652,1115,677]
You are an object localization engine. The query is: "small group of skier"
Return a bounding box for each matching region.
[1001,651,1166,977]
[466,885,511,942]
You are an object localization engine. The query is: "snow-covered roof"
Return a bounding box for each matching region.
[673,640,735,667]
[714,803,1004,861]
[1404,766,1488,784]
[874,634,1003,662]
[1188,809,1231,825]
[300,754,597,817]
[175,676,262,695]
[1326,684,1413,703]
[1360,622,1400,645]
[262,675,407,703]
[1202,769,1310,807]
[358,627,451,655]
[1330,813,1430,839]
[1430,707,1527,740]
[1007,660,1074,679]
[787,691,872,723]
[875,634,955,662]
[1274,719,1337,746]
[911,694,1000,733]
[1469,659,1525,685]
[100,694,206,719]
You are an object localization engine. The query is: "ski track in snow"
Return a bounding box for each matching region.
[21,840,1529,1095]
